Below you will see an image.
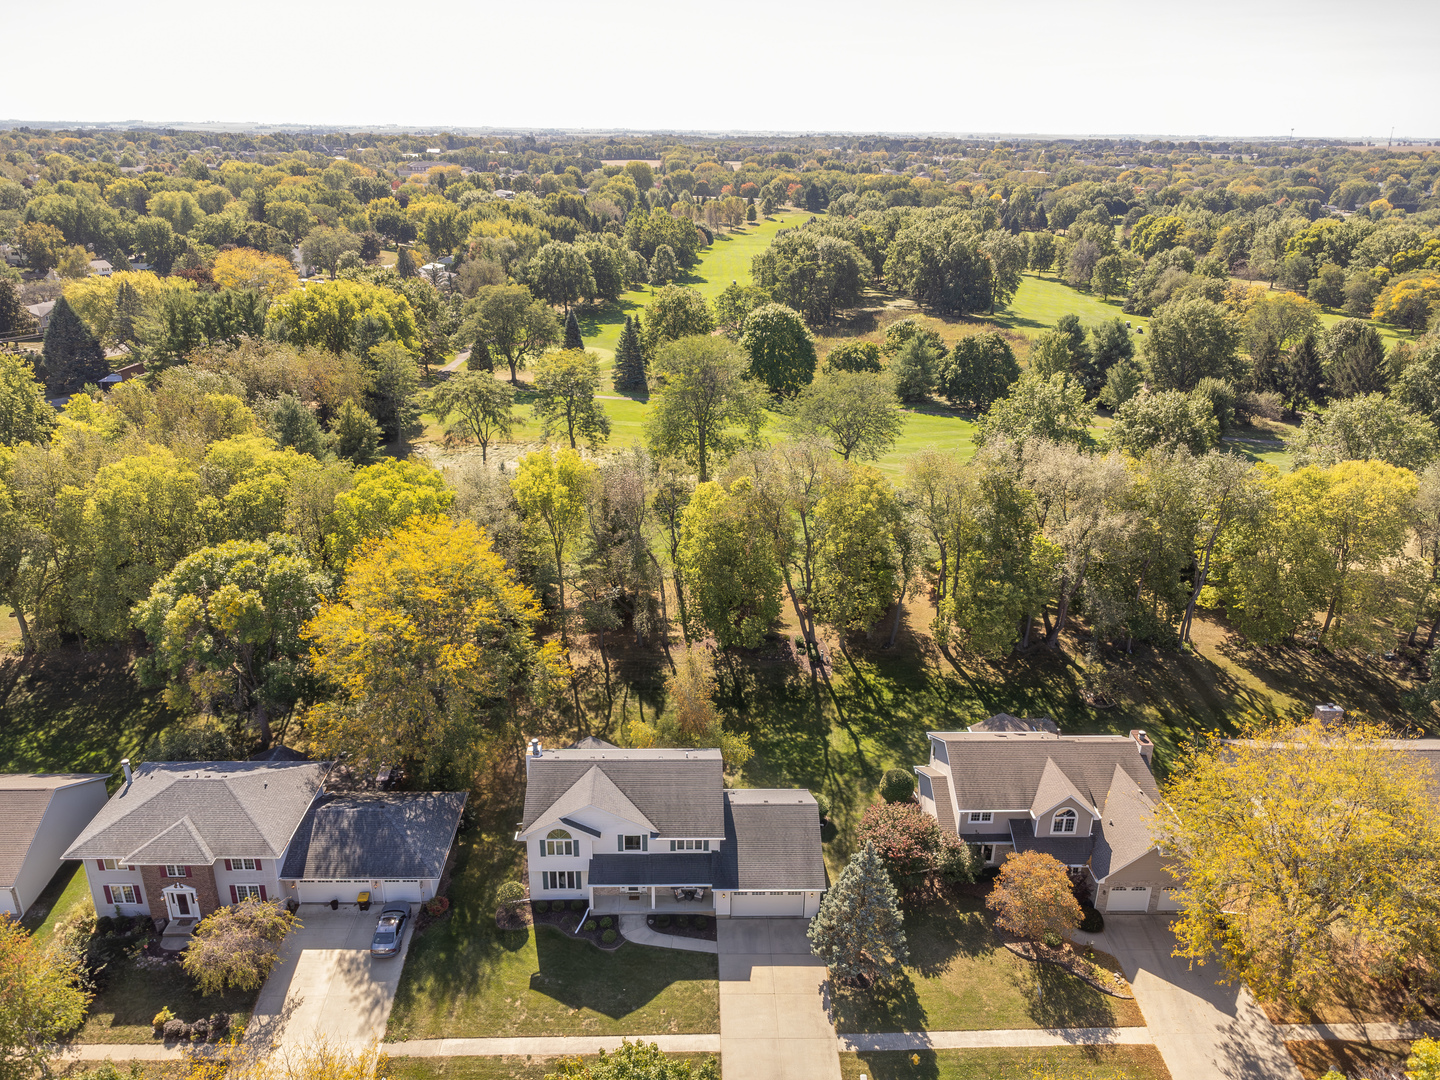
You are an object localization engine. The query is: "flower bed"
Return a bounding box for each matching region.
[530,901,624,950]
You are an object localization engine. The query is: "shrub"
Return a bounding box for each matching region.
[1042,929,1063,949]
[601,929,617,944]
[533,900,549,914]
[113,915,134,934]
[208,1013,231,1039]
[811,790,831,821]
[654,914,671,928]
[495,881,526,908]
[190,1018,209,1042]
[152,1007,175,1034]
[584,919,597,932]
[424,896,450,916]
[1079,906,1105,934]
[162,1020,188,1041]
[570,899,586,912]
[676,915,690,928]
[599,916,613,929]
[694,915,708,930]
[880,769,915,803]
[96,916,116,936]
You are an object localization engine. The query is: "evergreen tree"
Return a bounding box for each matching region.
[41,296,108,397]
[396,247,419,279]
[808,841,908,987]
[111,278,143,346]
[466,339,494,372]
[1285,330,1326,409]
[563,309,584,351]
[0,278,25,336]
[268,393,327,458]
[613,314,648,393]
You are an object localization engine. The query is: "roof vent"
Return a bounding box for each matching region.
[120,759,133,784]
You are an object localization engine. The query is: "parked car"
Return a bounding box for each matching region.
[370,906,409,957]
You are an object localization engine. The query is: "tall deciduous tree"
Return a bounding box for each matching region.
[532,350,611,450]
[304,517,565,784]
[808,841,909,987]
[977,373,1092,449]
[787,370,903,462]
[644,336,766,482]
[986,850,1082,944]
[428,372,516,463]
[936,332,1020,410]
[0,915,91,1080]
[459,284,561,383]
[1142,296,1240,392]
[512,446,596,645]
[528,242,595,314]
[626,644,751,768]
[1160,719,1440,1006]
[182,898,300,995]
[0,355,56,447]
[641,285,714,355]
[738,303,817,394]
[678,478,783,648]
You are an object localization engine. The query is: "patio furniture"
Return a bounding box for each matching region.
[692,888,706,902]
[673,888,687,901]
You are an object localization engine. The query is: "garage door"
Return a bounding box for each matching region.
[297,880,369,904]
[1106,886,1152,912]
[1155,886,1182,912]
[381,880,423,903]
[730,891,805,917]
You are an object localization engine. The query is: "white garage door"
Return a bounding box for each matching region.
[381,880,423,903]
[1155,886,1183,912]
[731,891,805,917]
[297,880,369,904]
[1106,886,1152,912]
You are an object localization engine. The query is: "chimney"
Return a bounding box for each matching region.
[120,758,133,783]
[1128,731,1154,768]
[1314,703,1345,726]
[525,738,542,776]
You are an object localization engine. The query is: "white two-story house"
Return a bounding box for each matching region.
[517,740,827,918]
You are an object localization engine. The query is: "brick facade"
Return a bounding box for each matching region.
[139,863,223,920]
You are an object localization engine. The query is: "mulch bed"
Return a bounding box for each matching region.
[495,904,533,930]
[414,903,452,935]
[645,914,717,942]
[1001,936,1135,999]
[531,904,625,950]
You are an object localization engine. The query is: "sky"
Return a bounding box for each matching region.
[5,0,1438,138]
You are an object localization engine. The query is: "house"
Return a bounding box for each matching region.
[0,774,111,918]
[88,259,114,276]
[64,758,466,924]
[914,725,1179,914]
[517,742,827,918]
[25,300,55,334]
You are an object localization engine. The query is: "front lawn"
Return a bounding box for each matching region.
[1286,1040,1413,1080]
[389,1053,719,1080]
[840,1046,1171,1080]
[70,956,254,1044]
[387,826,719,1040]
[830,902,1145,1034]
[20,861,89,944]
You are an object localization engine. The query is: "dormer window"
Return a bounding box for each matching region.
[968,812,993,823]
[1052,809,1077,834]
[622,834,646,851]
[545,829,573,856]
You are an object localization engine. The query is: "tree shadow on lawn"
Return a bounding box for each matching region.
[528,925,718,1021]
[829,972,928,1034]
[577,298,641,339]
[902,904,1001,977]
[1012,960,1126,1030]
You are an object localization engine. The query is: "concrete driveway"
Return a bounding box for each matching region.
[248,905,415,1051]
[1086,915,1302,1080]
[717,919,839,1080]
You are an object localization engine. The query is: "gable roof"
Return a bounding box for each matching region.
[520,749,724,837]
[279,792,467,880]
[716,789,827,891]
[928,732,1158,811]
[65,761,329,863]
[0,774,109,888]
[1030,757,1099,817]
[1091,764,1161,880]
[544,766,657,834]
[916,766,956,833]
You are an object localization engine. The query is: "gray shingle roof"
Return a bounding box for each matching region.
[932,733,1158,811]
[65,761,329,863]
[588,852,715,886]
[280,792,467,880]
[916,766,956,834]
[0,774,109,887]
[520,749,724,837]
[1030,757,1099,817]
[543,766,657,834]
[716,789,827,891]
[1009,818,1095,866]
[1091,765,1160,880]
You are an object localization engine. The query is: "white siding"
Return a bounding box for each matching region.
[11,780,109,917]
[214,858,282,904]
[83,862,150,917]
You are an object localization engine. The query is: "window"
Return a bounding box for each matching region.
[1052,809,1077,834]
[111,884,139,904]
[669,839,710,851]
[164,865,187,878]
[542,871,582,891]
[980,845,995,863]
[232,858,257,871]
[101,859,133,871]
[234,884,262,901]
[968,811,993,823]
[623,835,644,851]
[545,829,574,857]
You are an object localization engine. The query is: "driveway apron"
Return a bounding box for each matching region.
[248,905,415,1051]
[1087,915,1302,1080]
[717,918,840,1080]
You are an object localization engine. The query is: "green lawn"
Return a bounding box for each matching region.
[827,902,1144,1034]
[840,1046,1171,1080]
[388,1053,719,1080]
[990,274,1149,339]
[0,646,179,774]
[387,825,718,1040]
[20,862,91,944]
[71,956,255,1044]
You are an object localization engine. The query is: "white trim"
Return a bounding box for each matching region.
[1052,808,1078,834]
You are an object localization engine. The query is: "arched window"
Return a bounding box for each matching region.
[546,829,574,856]
[1052,809,1077,835]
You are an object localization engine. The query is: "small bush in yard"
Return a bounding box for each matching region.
[654,914,671,928]
[584,919,597,932]
[695,915,708,929]
[599,916,613,929]
[496,881,526,907]
[96,916,115,936]
[601,929,617,944]
[208,1013,230,1039]
[163,1020,188,1041]
[190,1018,209,1042]
[1042,929,1063,949]
[1079,906,1105,933]
[880,768,916,803]
[152,1007,174,1035]
[533,900,549,914]
[424,896,450,916]
[570,899,586,912]
[676,915,690,928]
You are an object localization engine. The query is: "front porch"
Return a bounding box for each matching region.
[590,885,716,915]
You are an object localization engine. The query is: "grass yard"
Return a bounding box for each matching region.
[1286,1040,1413,1080]
[20,861,90,944]
[827,902,1145,1033]
[0,646,179,774]
[70,956,255,1044]
[387,824,718,1041]
[388,1053,719,1080]
[839,1046,1172,1080]
[991,274,1148,339]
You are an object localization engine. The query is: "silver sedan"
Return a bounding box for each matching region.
[370,906,409,957]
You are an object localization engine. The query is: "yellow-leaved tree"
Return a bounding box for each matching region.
[212,247,300,300]
[1158,718,1440,1008]
[626,643,751,769]
[302,516,567,788]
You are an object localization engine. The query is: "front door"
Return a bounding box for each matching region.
[164,885,198,919]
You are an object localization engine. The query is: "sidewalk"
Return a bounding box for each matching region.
[618,914,719,954]
[841,1028,1155,1051]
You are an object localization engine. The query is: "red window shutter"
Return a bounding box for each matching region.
[255,860,262,871]
[96,860,105,871]
[135,887,142,906]
[230,885,238,904]
[224,859,232,871]
[184,866,191,878]
[259,886,268,901]
[103,885,113,903]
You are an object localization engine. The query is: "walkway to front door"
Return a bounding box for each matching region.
[717,919,839,1080]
